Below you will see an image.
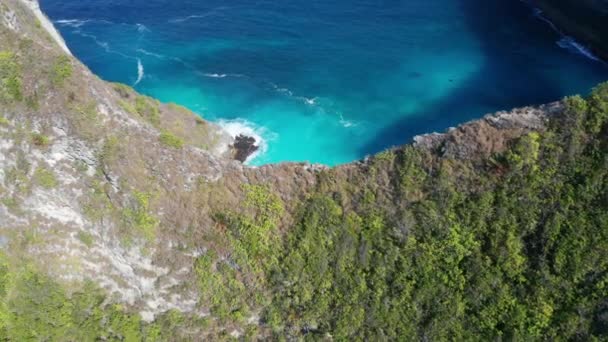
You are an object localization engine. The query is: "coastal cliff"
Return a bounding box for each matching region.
[532,0,608,60]
[0,0,607,340]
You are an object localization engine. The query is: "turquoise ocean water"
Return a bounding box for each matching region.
[41,0,608,165]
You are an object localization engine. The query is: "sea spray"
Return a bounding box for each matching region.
[217,119,274,164]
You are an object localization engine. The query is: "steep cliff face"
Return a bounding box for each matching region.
[532,0,608,60]
[0,0,318,324]
[0,0,607,340]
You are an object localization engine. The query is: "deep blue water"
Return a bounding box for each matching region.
[41,0,608,165]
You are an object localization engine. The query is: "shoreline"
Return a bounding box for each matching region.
[18,0,72,55]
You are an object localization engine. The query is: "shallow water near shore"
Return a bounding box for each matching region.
[41,0,608,165]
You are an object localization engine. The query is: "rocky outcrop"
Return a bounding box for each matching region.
[231,134,259,162]
[413,102,561,160]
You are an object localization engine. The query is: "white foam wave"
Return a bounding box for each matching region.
[73,30,140,63]
[275,87,294,97]
[557,36,600,61]
[168,7,228,24]
[55,19,90,28]
[339,114,357,128]
[204,73,228,78]
[168,14,212,24]
[199,72,245,79]
[75,31,111,53]
[302,97,317,105]
[55,18,116,27]
[270,83,317,105]
[135,23,149,33]
[217,119,274,164]
[532,8,560,32]
[134,59,145,85]
[137,48,166,59]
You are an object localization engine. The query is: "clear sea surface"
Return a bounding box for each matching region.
[41,0,608,165]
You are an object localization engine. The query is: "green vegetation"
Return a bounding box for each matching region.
[34,167,58,189]
[156,82,608,339]
[168,102,192,116]
[0,51,22,102]
[113,82,133,98]
[115,84,162,127]
[194,250,249,322]
[51,56,73,86]
[70,102,100,140]
[1,4,607,337]
[159,131,184,149]
[122,191,159,241]
[30,133,50,148]
[77,231,94,248]
[262,84,608,340]
[100,136,121,166]
[82,180,113,222]
[4,153,31,194]
[0,254,149,341]
[135,96,161,126]
[194,185,284,323]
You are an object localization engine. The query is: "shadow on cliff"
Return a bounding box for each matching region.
[358,0,604,157]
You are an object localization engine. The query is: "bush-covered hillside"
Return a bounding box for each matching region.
[262,85,608,340]
[1,84,607,340]
[0,0,607,340]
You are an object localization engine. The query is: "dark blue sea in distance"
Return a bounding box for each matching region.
[41,0,608,165]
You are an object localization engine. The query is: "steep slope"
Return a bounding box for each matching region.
[0,0,607,340]
[0,0,317,328]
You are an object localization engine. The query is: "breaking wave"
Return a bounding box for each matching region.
[217,119,275,164]
[134,59,145,85]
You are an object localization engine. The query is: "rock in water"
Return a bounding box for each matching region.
[232,134,259,162]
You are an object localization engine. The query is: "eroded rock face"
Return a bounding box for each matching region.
[413,102,561,160]
[231,134,259,162]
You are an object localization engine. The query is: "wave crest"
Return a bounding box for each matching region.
[557,37,600,61]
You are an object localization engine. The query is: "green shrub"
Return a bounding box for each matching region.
[51,56,73,85]
[113,83,133,98]
[374,149,395,163]
[159,131,184,149]
[122,191,159,241]
[119,95,161,126]
[0,116,8,126]
[31,133,50,147]
[77,231,94,248]
[71,102,100,140]
[135,96,161,126]
[0,51,22,102]
[34,168,58,189]
[118,99,137,115]
[100,136,121,166]
[0,262,146,341]
[82,181,113,222]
